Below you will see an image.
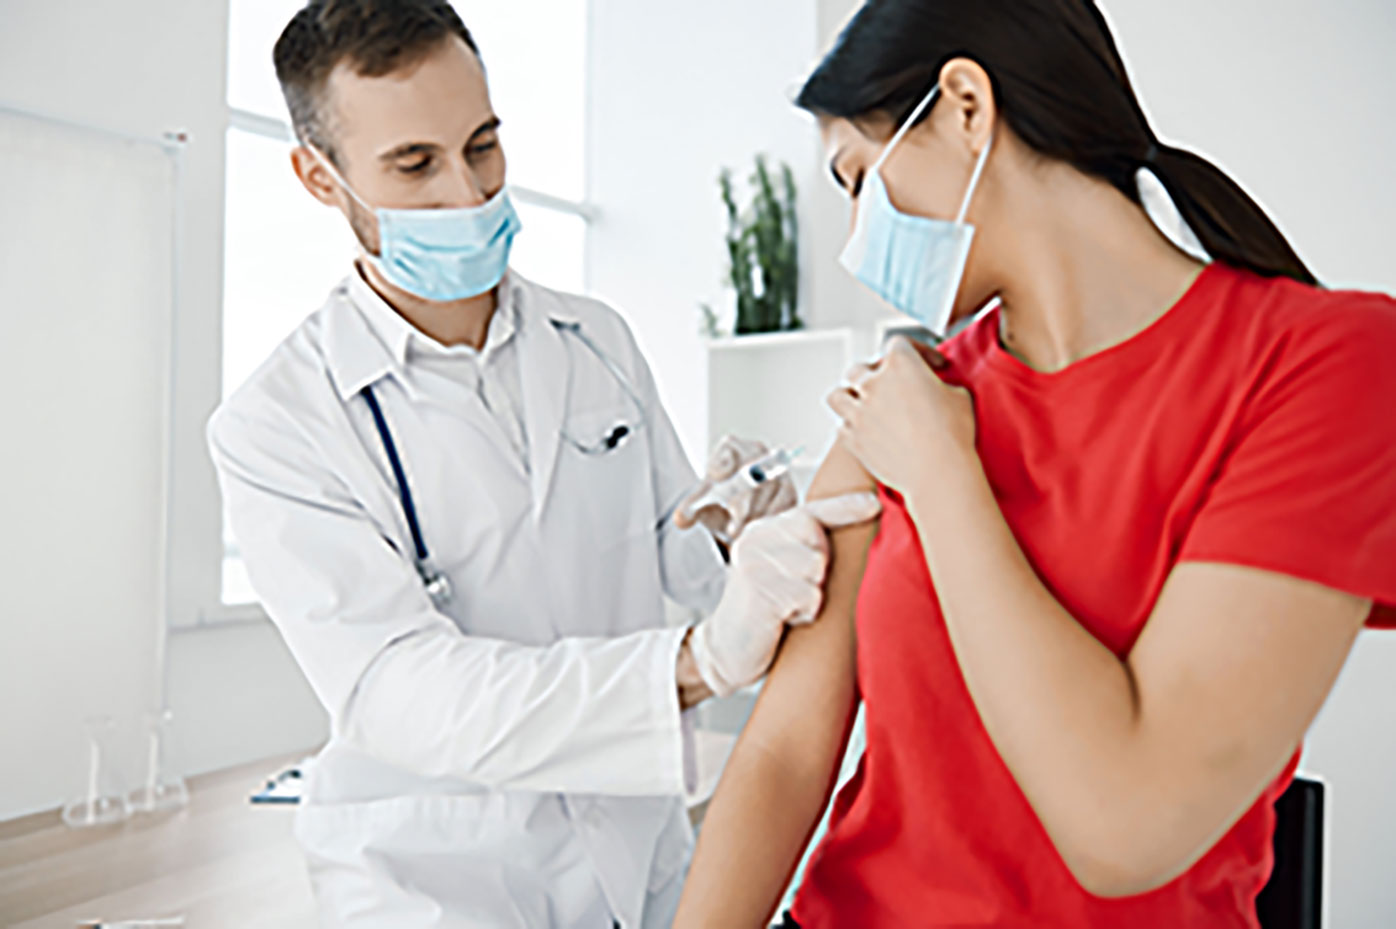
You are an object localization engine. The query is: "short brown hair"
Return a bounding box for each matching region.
[273,0,480,166]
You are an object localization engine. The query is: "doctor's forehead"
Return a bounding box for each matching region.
[326,36,496,161]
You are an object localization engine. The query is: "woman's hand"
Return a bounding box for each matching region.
[826,336,977,494]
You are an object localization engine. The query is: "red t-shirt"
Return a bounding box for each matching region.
[792,264,1396,928]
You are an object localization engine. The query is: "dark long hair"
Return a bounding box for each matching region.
[797,0,1317,286]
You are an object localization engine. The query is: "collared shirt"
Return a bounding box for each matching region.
[351,266,531,468]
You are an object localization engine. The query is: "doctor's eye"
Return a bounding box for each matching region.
[467,140,499,160]
[399,157,433,175]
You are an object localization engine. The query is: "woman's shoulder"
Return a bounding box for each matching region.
[932,266,1396,384]
[1210,265,1396,379]
[1182,267,1396,477]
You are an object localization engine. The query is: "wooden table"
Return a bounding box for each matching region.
[1,732,737,928]
[0,752,316,929]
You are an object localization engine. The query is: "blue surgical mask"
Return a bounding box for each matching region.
[839,85,993,335]
[313,148,522,302]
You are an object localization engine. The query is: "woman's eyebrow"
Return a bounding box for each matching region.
[828,145,850,189]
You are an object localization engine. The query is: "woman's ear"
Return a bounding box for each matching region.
[938,57,997,157]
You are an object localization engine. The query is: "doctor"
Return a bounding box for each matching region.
[207,1,880,927]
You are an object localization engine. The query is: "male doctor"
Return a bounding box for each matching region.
[207,1,880,927]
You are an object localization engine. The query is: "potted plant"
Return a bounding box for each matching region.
[702,155,801,336]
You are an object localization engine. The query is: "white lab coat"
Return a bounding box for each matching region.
[208,269,728,928]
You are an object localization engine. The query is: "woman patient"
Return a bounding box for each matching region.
[674,1,1396,927]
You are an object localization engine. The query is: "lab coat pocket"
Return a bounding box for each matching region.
[558,405,655,548]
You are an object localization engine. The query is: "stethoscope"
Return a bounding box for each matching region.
[360,318,648,608]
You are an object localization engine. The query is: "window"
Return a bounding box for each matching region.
[220,0,592,606]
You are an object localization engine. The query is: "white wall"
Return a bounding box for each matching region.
[586,0,821,460]
[1101,0,1396,294]
[0,0,326,820]
[0,108,173,828]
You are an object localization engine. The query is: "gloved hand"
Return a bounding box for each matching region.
[675,436,800,543]
[689,492,883,697]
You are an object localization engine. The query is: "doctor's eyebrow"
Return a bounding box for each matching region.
[467,116,503,144]
[377,118,503,163]
[379,142,441,163]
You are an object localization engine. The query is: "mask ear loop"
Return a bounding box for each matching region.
[870,82,993,228]
[953,132,994,226]
[307,146,395,272]
[871,84,942,175]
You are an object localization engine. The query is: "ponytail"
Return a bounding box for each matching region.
[1150,144,1317,286]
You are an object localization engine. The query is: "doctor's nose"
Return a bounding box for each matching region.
[440,159,490,209]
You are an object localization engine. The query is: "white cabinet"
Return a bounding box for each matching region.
[704,321,930,484]
[705,328,856,492]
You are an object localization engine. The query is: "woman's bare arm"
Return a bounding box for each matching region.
[673,440,877,928]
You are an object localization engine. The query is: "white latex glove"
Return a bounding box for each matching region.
[675,435,800,543]
[689,492,882,697]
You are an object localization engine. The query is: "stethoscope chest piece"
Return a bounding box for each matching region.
[421,565,453,609]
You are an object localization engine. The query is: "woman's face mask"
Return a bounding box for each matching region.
[839,85,993,335]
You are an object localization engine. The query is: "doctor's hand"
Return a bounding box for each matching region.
[674,436,799,543]
[828,337,976,495]
[688,492,882,697]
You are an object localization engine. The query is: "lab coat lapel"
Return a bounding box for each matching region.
[518,290,571,520]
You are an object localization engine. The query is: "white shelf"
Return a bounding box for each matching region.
[704,327,855,351]
[707,328,855,469]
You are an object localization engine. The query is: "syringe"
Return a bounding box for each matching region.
[682,446,804,520]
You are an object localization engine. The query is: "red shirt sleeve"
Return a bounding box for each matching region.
[1178,290,1396,628]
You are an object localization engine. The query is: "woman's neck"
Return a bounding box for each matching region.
[989,164,1205,374]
